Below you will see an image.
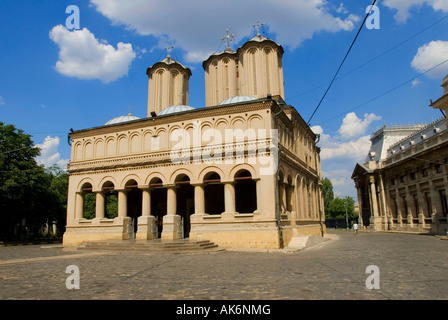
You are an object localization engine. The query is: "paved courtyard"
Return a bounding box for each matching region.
[0,230,447,300]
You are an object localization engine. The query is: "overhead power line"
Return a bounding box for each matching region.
[288,13,448,102]
[315,57,448,126]
[306,0,377,125]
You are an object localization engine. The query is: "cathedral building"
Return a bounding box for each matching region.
[63,29,325,249]
[352,76,448,234]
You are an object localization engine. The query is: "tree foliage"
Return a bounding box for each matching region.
[327,196,355,219]
[322,177,334,214]
[0,122,68,241]
[322,177,356,219]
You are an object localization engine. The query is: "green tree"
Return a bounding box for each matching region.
[0,122,68,240]
[322,177,334,218]
[327,196,355,219]
[82,191,118,220]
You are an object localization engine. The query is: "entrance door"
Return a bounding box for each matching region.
[175,176,194,238]
[127,185,142,235]
[151,186,167,238]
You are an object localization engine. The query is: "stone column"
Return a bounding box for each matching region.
[369,176,379,217]
[137,187,157,240]
[378,174,387,217]
[116,189,132,239]
[141,188,151,217]
[405,186,413,228]
[395,190,403,227]
[75,192,84,220]
[118,190,127,218]
[355,182,364,227]
[369,175,381,231]
[193,183,205,215]
[162,185,181,240]
[416,184,426,229]
[223,182,237,217]
[254,179,262,215]
[167,185,177,215]
[429,181,441,222]
[278,181,286,213]
[95,191,105,219]
[189,183,205,238]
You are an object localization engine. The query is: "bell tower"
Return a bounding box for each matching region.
[146,48,192,116]
[237,24,285,100]
[203,29,239,107]
[202,24,285,107]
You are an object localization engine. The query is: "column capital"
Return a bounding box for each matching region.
[137,185,151,191]
[369,175,376,184]
[190,182,205,187]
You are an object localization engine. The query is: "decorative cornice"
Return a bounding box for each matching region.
[70,99,275,140]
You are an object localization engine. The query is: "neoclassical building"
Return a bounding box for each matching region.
[352,76,448,234]
[63,30,325,249]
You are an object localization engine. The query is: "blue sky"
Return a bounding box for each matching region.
[1,0,448,199]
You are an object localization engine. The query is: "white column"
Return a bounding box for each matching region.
[137,187,156,240]
[118,190,127,218]
[167,185,177,215]
[95,192,105,219]
[162,185,181,240]
[193,183,205,214]
[369,176,379,217]
[224,182,236,214]
[75,192,84,219]
[141,188,151,217]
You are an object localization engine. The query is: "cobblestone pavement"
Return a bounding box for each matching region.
[0,230,447,300]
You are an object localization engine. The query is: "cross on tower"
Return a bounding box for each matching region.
[221,28,235,50]
[253,20,265,35]
[165,45,174,58]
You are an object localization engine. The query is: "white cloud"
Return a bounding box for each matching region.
[89,0,359,63]
[0,96,5,105]
[338,112,382,140]
[35,136,69,169]
[411,40,448,79]
[412,79,421,87]
[320,135,372,161]
[322,169,354,198]
[312,112,382,198]
[383,0,448,23]
[49,25,136,83]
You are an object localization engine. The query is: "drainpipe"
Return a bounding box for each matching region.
[272,99,286,248]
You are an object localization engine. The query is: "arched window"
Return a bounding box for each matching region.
[81,183,95,220]
[149,178,166,237]
[235,170,257,213]
[102,181,117,219]
[125,180,142,233]
[250,50,257,96]
[175,174,194,237]
[204,172,224,215]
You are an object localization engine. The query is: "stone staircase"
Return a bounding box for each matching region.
[285,235,329,252]
[78,239,224,254]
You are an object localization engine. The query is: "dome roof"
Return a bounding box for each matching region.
[157,105,195,116]
[219,95,257,105]
[105,114,140,125]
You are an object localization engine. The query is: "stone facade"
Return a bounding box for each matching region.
[63,31,325,249]
[352,77,448,234]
